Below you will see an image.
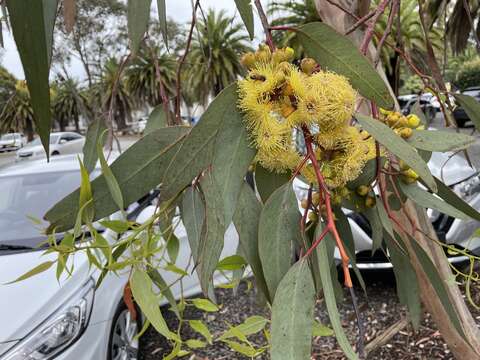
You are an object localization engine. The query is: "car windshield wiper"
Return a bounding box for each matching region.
[0,244,35,251]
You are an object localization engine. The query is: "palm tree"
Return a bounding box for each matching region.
[125,46,176,107]
[268,0,321,57]
[92,57,134,130]
[187,9,252,104]
[0,80,36,140]
[53,79,91,131]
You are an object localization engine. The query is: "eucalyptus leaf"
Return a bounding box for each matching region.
[271,261,315,360]
[127,0,151,54]
[297,22,393,109]
[83,119,107,174]
[407,130,474,152]
[453,93,480,130]
[148,268,179,317]
[356,113,436,192]
[234,0,254,40]
[144,105,167,135]
[399,182,469,220]
[156,0,168,48]
[6,261,55,284]
[365,206,383,253]
[189,320,213,344]
[255,165,290,203]
[181,186,204,261]
[258,182,300,299]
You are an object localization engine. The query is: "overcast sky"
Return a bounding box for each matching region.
[1,0,272,80]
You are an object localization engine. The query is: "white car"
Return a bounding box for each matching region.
[0,154,239,360]
[16,132,85,160]
[0,133,26,153]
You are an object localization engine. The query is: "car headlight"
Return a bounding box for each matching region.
[3,279,95,360]
[452,174,480,199]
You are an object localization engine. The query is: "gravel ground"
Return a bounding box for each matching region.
[139,271,480,359]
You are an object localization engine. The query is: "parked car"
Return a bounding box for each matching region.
[453,87,480,127]
[398,94,437,120]
[0,133,26,153]
[16,132,85,160]
[294,150,480,269]
[0,154,238,360]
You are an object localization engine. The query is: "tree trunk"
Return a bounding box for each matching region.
[25,119,34,141]
[314,1,480,358]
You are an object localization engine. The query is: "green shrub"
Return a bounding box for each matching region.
[455,58,480,90]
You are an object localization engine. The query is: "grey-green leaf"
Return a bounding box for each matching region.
[255,165,290,203]
[316,228,359,360]
[83,119,107,174]
[356,113,436,192]
[156,0,168,48]
[271,260,315,360]
[144,105,167,135]
[399,182,469,220]
[297,22,393,109]
[197,171,225,298]
[181,186,205,261]
[407,130,474,152]
[234,0,254,40]
[127,0,152,54]
[7,0,57,156]
[148,268,179,317]
[130,269,178,340]
[453,93,480,130]
[233,182,270,301]
[365,206,383,254]
[258,182,300,299]
[97,133,124,211]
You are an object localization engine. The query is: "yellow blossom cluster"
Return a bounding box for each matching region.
[238,45,376,189]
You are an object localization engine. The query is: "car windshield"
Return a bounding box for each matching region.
[463,90,480,98]
[1,134,16,141]
[29,134,60,146]
[0,171,81,247]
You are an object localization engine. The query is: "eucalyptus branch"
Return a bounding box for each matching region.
[253,0,275,50]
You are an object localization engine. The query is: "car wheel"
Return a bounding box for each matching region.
[51,151,60,156]
[456,119,466,128]
[108,302,140,360]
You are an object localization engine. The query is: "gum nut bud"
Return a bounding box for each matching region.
[285,47,295,60]
[401,175,417,184]
[400,127,413,139]
[402,168,419,179]
[360,130,370,139]
[365,196,376,208]
[340,187,350,197]
[308,212,318,222]
[398,159,410,171]
[407,114,421,128]
[312,192,320,206]
[241,52,256,68]
[277,61,291,74]
[398,116,409,128]
[300,58,317,75]
[332,195,342,205]
[393,128,402,135]
[379,108,391,115]
[301,198,309,209]
[416,125,425,130]
[356,185,369,197]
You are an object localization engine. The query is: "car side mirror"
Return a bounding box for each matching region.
[136,205,156,224]
[59,139,67,144]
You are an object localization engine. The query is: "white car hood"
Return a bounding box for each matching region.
[17,145,45,154]
[0,250,90,344]
[428,152,477,186]
[0,140,16,146]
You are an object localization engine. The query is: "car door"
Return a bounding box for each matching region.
[59,134,85,155]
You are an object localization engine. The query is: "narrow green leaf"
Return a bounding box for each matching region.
[384,232,421,329]
[93,232,112,265]
[181,186,204,261]
[6,261,54,284]
[220,315,268,340]
[255,165,290,203]
[148,268,179,317]
[7,0,56,156]
[433,176,480,221]
[223,340,258,357]
[144,105,167,135]
[234,0,254,40]
[356,113,436,192]
[409,238,467,339]
[365,206,383,253]
[100,220,130,233]
[97,132,124,211]
[271,260,315,360]
[258,182,300,299]
[188,320,213,344]
[166,236,180,264]
[233,182,270,301]
[407,130,474,152]
[78,157,94,224]
[347,158,385,190]
[186,339,206,349]
[156,0,168,48]
[197,171,225,297]
[191,298,219,312]
[216,255,247,271]
[297,22,393,109]
[130,269,178,340]
[399,182,469,220]
[316,224,359,360]
[83,119,107,173]
[164,263,188,276]
[377,200,394,239]
[127,0,152,54]
[453,93,480,130]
